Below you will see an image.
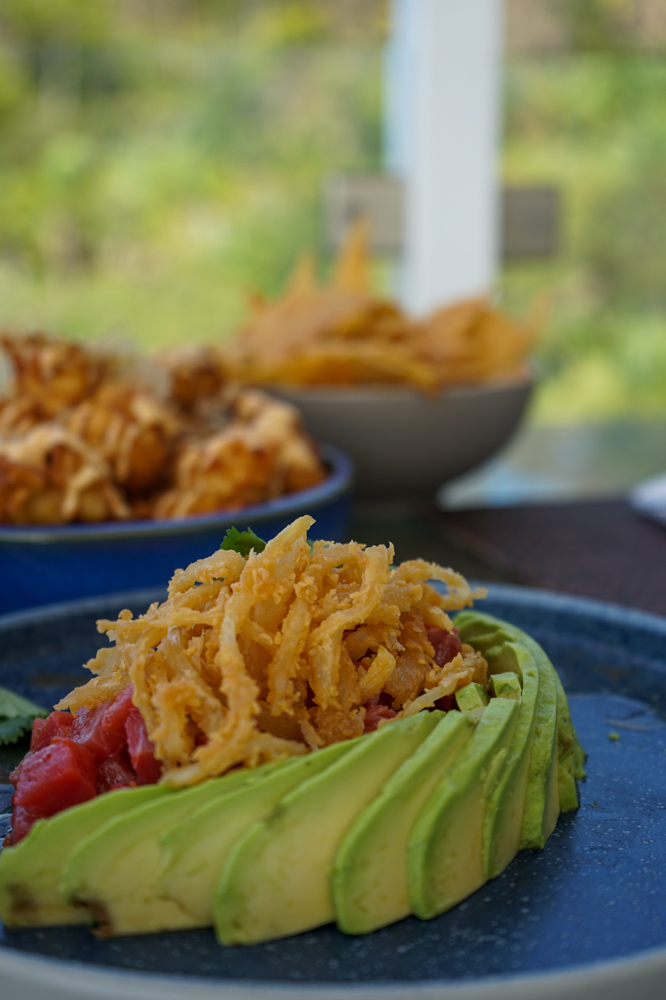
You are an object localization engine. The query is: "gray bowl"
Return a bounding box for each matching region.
[278,375,534,500]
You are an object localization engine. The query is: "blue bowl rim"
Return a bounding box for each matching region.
[0,442,353,545]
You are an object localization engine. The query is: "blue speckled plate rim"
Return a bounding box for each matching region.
[0,442,353,544]
[1,581,666,1000]
[0,587,167,631]
[1,938,665,1000]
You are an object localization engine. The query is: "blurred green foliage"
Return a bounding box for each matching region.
[0,0,385,346]
[0,0,664,421]
[502,50,666,420]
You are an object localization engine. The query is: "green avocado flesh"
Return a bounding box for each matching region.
[332,710,475,935]
[0,784,171,928]
[60,763,269,935]
[214,710,441,944]
[0,612,585,944]
[155,738,360,926]
[481,647,540,874]
[491,672,522,700]
[408,696,520,919]
[455,682,489,712]
[455,611,584,846]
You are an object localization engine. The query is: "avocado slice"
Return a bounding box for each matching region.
[519,647,560,848]
[332,710,475,935]
[479,642,540,877]
[214,710,441,945]
[553,667,587,811]
[0,784,171,928]
[456,610,585,816]
[155,737,361,925]
[60,764,262,935]
[408,696,519,920]
[455,683,489,712]
[491,671,522,700]
[456,612,563,849]
[501,618,586,814]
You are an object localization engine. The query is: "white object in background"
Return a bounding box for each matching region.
[385,0,504,313]
[630,472,666,529]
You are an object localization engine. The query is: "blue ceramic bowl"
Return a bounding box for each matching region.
[0,443,353,614]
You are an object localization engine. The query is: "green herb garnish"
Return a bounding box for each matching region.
[220,527,267,558]
[0,686,49,747]
[0,716,38,745]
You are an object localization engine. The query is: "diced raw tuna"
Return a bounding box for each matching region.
[125,707,162,785]
[71,684,134,763]
[8,806,38,844]
[97,750,138,793]
[363,694,397,732]
[30,711,74,752]
[101,684,136,738]
[427,625,462,667]
[10,684,165,841]
[10,739,97,843]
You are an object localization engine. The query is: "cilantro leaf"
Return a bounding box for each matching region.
[0,715,37,745]
[0,687,48,747]
[220,527,267,558]
[0,687,48,721]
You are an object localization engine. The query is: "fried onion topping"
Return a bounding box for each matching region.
[55,516,487,787]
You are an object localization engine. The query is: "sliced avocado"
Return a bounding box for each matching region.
[156,737,360,925]
[214,710,441,945]
[479,642,539,878]
[520,646,560,847]
[408,696,519,920]
[553,668,587,811]
[455,683,489,712]
[491,672,522,700]
[498,616,586,813]
[60,764,260,935]
[456,609,586,802]
[0,784,171,928]
[332,710,474,935]
[456,611,568,847]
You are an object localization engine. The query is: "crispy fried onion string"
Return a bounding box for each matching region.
[56,515,487,786]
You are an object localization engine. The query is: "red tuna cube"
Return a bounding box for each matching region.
[10,739,97,843]
[97,750,138,793]
[125,707,162,785]
[30,711,74,752]
[71,685,134,762]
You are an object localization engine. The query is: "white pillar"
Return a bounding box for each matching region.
[385,0,504,314]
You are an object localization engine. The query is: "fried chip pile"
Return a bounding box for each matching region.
[55,516,488,787]
[0,333,326,525]
[221,224,538,391]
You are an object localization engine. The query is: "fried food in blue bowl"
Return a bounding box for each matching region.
[0,334,352,613]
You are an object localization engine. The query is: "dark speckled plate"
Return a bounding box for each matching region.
[1,584,665,1000]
